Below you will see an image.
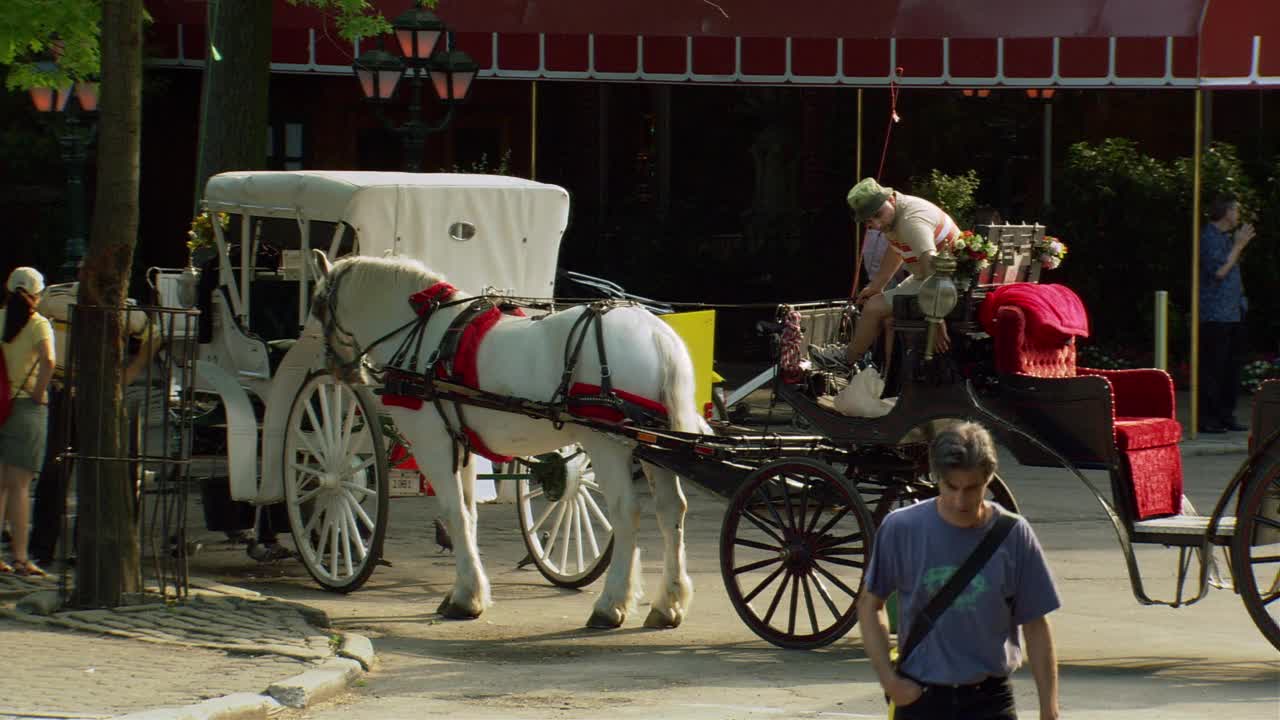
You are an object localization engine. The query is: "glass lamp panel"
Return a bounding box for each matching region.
[30,87,55,112]
[429,68,451,101]
[449,69,477,102]
[430,68,477,103]
[397,29,441,61]
[74,82,99,112]
[356,67,376,99]
[377,70,402,99]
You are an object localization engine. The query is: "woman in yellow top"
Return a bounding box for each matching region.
[0,267,55,576]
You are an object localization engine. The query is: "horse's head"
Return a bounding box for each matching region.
[310,250,454,385]
[310,249,369,384]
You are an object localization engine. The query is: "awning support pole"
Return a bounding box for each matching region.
[1190,89,1203,438]
[856,89,863,178]
[1042,102,1053,207]
[530,80,538,179]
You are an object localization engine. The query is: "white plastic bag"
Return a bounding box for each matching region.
[833,368,896,418]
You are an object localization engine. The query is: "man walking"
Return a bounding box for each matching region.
[858,422,1060,719]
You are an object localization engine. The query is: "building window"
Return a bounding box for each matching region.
[267,122,306,170]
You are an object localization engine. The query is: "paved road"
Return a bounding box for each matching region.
[204,449,1277,720]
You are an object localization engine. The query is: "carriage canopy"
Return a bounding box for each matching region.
[203,171,570,299]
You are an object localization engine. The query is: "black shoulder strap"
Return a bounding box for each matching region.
[897,512,1017,668]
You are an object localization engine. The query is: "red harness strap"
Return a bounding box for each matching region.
[384,282,527,464]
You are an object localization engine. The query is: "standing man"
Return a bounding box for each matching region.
[1199,193,1254,433]
[812,178,960,371]
[858,422,1061,720]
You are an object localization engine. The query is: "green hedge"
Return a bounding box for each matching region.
[1051,139,1277,361]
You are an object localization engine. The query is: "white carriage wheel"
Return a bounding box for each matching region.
[284,372,389,593]
[516,446,616,589]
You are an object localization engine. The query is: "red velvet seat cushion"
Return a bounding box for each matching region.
[1114,416,1183,450]
[1122,445,1183,519]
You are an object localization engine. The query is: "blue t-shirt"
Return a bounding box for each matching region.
[1199,222,1247,322]
[865,499,1060,685]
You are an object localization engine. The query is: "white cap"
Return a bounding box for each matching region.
[6,267,46,296]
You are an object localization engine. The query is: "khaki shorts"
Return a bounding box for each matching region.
[881,273,929,301]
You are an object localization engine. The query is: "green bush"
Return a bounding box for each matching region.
[910,169,980,227]
[1051,138,1269,354]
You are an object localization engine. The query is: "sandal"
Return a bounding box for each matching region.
[0,560,12,573]
[12,560,47,577]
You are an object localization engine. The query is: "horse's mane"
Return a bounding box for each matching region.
[325,254,452,301]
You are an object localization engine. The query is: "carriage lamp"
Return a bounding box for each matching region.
[917,251,959,360]
[354,10,479,172]
[30,75,99,282]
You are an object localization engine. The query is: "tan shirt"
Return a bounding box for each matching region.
[0,310,54,398]
[885,192,960,278]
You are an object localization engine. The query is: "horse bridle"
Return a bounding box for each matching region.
[317,263,419,379]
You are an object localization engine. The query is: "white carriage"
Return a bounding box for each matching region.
[165,170,611,591]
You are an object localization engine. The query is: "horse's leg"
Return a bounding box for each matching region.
[641,462,693,629]
[460,454,479,541]
[579,436,642,629]
[415,440,491,619]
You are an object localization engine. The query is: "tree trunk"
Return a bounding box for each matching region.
[194,0,274,206]
[72,0,144,608]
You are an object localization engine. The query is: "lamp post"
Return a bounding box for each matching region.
[353,7,479,172]
[30,80,98,282]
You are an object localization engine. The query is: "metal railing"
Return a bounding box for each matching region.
[54,304,200,607]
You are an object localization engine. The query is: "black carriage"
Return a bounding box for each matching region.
[617,223,1280,651]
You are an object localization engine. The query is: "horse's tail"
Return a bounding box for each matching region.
[653,322,714,436]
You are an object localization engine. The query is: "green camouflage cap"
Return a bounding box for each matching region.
[846,178,893,224]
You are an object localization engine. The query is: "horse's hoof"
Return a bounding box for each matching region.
[438,598,482,620]
[643,607,682,629]
[435,596,452,616]
[585,609,624,629]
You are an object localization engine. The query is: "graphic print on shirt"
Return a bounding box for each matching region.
[921,564,988,611]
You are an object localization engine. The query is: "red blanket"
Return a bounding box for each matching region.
[979,283,1090,344]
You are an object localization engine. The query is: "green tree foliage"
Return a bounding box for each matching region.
[0,0,101,89]
[2,0,410,90]
[909,169,981,228]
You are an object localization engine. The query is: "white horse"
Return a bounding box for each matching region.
[310,251,710,629]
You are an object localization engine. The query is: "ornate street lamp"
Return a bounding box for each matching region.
[353,8,478,172]
[31,76,98,281]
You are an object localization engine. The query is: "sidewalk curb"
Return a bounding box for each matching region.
[112,635,373,720]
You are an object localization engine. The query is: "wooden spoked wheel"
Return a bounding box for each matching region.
[283,372,389,593]
[516,447,615,588]
[720,457,874,649]
[1231,451,1280,651]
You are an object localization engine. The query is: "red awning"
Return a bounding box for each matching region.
[433,0,1207,40]
[143,0,1279,88]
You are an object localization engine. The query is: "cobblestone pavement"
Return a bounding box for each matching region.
[0,572,336,719]
[0,621,308,719]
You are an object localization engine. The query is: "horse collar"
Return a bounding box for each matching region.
[409,282,459,316]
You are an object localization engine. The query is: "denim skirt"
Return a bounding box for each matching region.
[0,398,48,473]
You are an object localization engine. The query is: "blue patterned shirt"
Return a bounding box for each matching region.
[1200,223,1247,322]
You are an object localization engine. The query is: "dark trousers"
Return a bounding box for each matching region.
[896,676,1018,720]
[29,387,72,563]
[1200,321,1247,425]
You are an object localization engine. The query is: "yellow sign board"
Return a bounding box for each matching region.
[659,309,721,411]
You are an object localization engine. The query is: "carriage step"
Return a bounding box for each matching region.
[1132,515,1236,537]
